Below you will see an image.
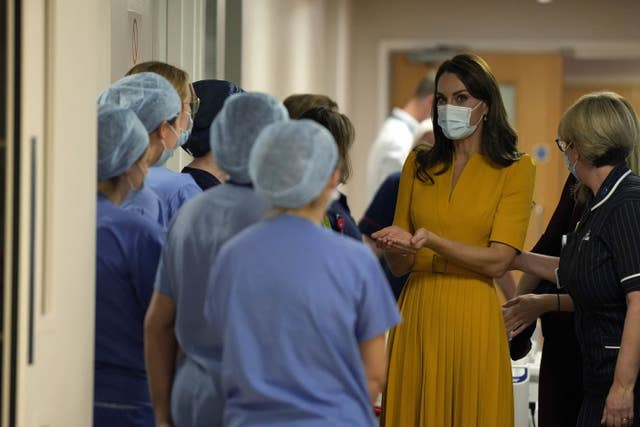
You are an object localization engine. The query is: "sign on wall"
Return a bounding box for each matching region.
[128,11,142,68]
[110,0,154,80]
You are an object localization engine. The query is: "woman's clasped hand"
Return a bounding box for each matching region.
[372,225,433,255]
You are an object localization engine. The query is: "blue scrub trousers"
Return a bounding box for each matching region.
[94,402,154,427]
[171,357,222,427]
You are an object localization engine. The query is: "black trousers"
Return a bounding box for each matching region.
[538,339,582,426]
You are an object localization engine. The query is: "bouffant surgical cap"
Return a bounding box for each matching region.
[210,92,288,183]
[249,120,338,208]
[97,72,181,133]
[182,79,244,158]
[97,104,149,180]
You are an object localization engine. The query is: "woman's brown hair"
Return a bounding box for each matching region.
[300,107,355,184]
[283,94,338,119]
[126,61,191,102]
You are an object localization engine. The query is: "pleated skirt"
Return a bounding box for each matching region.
[381,272,514,427]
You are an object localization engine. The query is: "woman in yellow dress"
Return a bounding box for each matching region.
[373,53,536,426]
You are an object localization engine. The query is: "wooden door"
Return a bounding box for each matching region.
[564,82,640,112]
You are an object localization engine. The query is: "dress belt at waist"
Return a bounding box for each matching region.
[414,255,490,282]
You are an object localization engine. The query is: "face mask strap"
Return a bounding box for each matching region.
[135,161,146,175]
[125,174,136,191]
[470,100,483,112]
[471,111,485,127]
[186,114,194,132]
[168,123,180,138]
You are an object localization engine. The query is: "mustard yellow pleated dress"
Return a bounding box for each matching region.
[381,151,536,427]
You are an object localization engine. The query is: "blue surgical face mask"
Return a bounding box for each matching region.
[177,114,193,147]
[153,125,180,167]
[437,101,484,140]
[153,139,174,166]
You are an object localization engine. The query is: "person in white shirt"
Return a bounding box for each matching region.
[367,76,435,201]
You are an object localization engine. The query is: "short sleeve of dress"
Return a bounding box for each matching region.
[489,154,536,252]
[392,150,417,233]
[604,201,640,293]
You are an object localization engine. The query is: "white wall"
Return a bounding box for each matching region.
[241,0,351,109]
[110,0,163,81]
[110,0,208,170]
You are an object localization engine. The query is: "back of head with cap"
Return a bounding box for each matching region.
[97,72,181,133]
[97,104,149,180]
[183,79,244,157]
[249,120,338,209]
[210,92,289,183]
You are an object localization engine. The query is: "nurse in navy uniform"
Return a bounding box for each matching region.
[511,92,640,427]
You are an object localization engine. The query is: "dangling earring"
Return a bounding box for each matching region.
[483,114,488,122]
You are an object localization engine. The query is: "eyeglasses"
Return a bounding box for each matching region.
[184,100,200,117]
[189,97,200,116]
[555,139,573,152]
[188,84,200,116]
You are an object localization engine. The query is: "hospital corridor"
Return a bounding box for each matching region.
[2,0,640,426]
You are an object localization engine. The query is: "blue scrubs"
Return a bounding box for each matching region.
[205,215,401,427]
[154,183,268,427]
[147,166,201,224]
[123,166,202,228]
[121,186,164,226]
[94,194,165,427]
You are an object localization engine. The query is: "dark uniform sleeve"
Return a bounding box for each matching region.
[358,172,401,236]
[606,201,640,293]
[531,174,579,256]
[327,194,362,241]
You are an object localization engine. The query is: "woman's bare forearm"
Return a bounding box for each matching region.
[422,232,515,278]
[613,292,640,390]
[512,252,559,284]
[516,273,541,297]
[383,252,415,277]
